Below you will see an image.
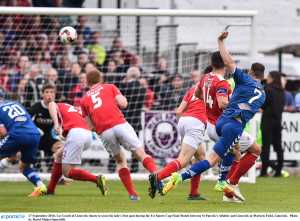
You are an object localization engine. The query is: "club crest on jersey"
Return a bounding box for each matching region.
[143,111,180,158]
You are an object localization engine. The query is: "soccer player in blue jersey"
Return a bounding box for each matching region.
[163,32,266,200]
[0,95,47,197]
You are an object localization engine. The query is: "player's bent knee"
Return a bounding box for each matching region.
[62,164,73,177]
[248,143,261,155]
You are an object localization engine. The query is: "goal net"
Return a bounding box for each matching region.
[0,7,257,183]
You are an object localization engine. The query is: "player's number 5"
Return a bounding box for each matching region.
[249,88,262,104]
[91,92,102,109]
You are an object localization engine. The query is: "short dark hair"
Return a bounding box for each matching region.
[210,51,225,69]
[42,83,56,93]
[86,69,103,86]
[203,65,213,74]
[250,62,265,80]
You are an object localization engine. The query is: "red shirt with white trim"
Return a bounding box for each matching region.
[199,73,232,125]
[182,86,207,124]
[81,83,126,134]
[57,103,89,136]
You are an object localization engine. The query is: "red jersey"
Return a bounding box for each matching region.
[81,83,126,134]
[57,103,89,136]
[182,87,207,124]
[198,73,231,125]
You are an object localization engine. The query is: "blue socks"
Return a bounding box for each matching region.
[219,153,235,181]
[181,160,211,181]
[22,167,43,187]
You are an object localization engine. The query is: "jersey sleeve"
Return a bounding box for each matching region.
[231,67,251,85]
[183,89,191,102]
[216,80,231,97]
[111,84,122,97]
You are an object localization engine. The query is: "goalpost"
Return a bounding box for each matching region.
[0,7,258,183]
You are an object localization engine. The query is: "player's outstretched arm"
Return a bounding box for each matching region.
[217,32,236,73]
[48,101,62,136]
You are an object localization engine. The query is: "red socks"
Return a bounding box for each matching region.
[190,174,201,196]
[67,168,97,183]
[118,167,138,196]
[47,162,62,194]
[226,160,239,179]
[157,159,181,181]
[142,156,157,173]
[229,152,258,185]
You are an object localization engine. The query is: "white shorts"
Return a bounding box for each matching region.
[62,128,92,165]
[99,122,143,156]
[207,122,255,152]
[178,116,206,149]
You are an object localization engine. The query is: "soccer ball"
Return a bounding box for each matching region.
[59,26,77,44]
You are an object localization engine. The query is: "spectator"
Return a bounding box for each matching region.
[77,51,89,69]
[69,73,88,107]
[294,91,300,112]
[45,68,63,101]
[281,73,295,112]
[75,16,92,43]
[107,37,132,65]
[84,62,97,73]
[140,77,155,111]
[129,54,143,73]
[23,64,44,108]
[152,57,170,76]
[58,43,77,64]
[0,65,10,92]
[158,73,186,110]
[89,50,102,70]
[110,50,127,73]
[104,60,123,86]
[32,50,52,75]
[62,63,81,101]
[187,70,201,87]
[8,55,30,92]
[261,71,285,177]
[86,31,106,66]
[74,34,89,55]
[119,67,146,173]
[57,55,71,83]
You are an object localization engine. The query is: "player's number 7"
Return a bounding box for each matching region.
[248,88,262,104]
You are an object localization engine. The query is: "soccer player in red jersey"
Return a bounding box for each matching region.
[195,51,262,202]
[148,80,208,198]
[81,69,158,201]
[45,102,107,196]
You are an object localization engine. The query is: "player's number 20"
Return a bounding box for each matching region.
[91,92,102,109]
[2,104,26,119]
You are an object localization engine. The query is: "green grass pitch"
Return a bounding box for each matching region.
[0,177,299,212]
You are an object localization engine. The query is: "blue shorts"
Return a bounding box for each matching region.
[213,116,244,159]
[0,133,40,164]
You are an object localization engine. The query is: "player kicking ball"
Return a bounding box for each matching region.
[44,101,107,196]
[148,83,207,199]
[0,95,47,197]
[163,31,266,201]
[198,53,263,202]
[81,69,158,201]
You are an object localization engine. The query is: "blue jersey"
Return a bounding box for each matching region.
[222,68,266,124]
[0,100,39,136]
